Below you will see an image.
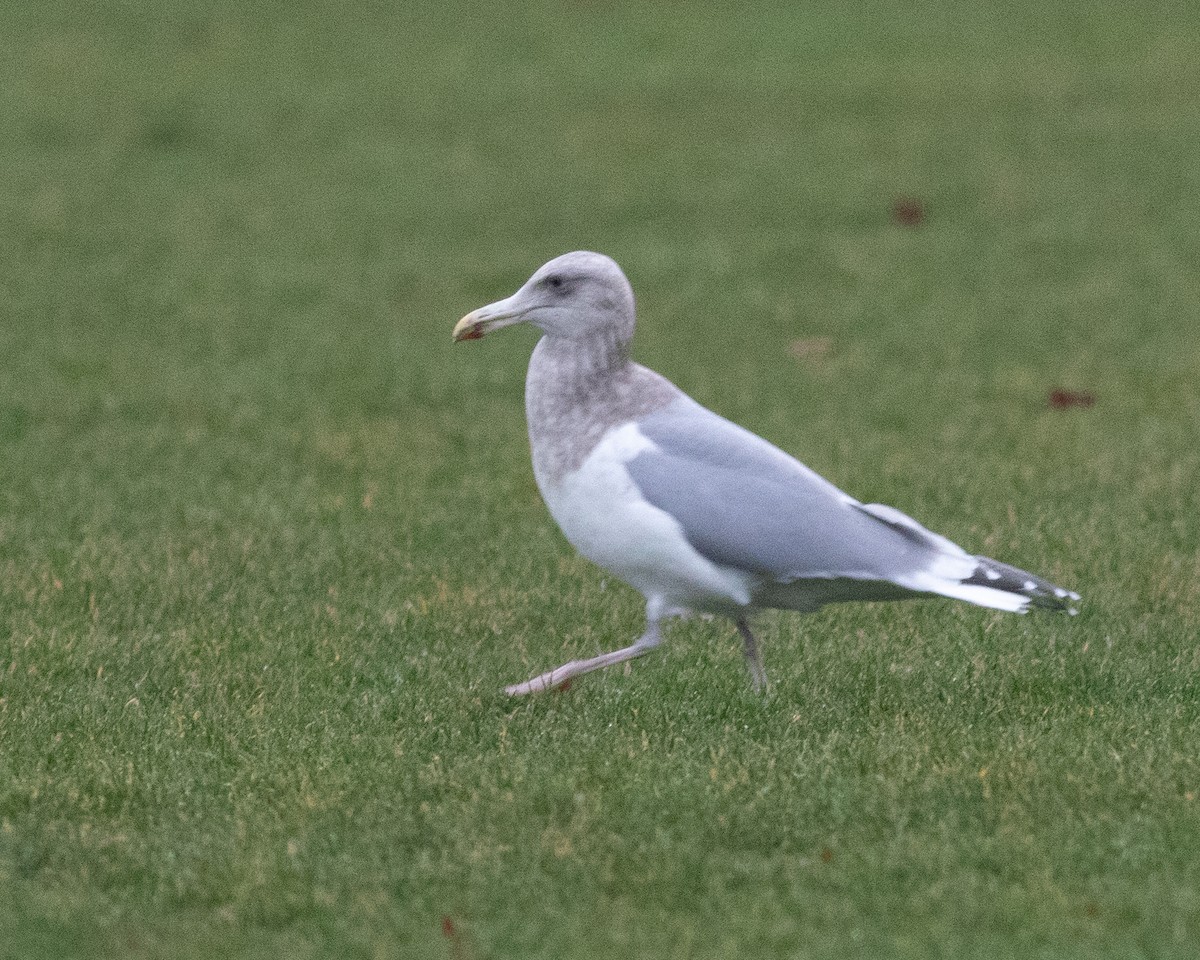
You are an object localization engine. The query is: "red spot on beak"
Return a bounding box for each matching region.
[459,324,484,341]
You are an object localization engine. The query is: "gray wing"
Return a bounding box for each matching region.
[627,397,964,586]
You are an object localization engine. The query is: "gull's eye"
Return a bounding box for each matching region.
[544,274,565,291]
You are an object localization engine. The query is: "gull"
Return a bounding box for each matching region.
[453,252,1079,695]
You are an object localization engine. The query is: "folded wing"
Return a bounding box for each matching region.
[627,398,1075,614]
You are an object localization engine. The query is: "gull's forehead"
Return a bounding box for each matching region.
[534,250,622,282]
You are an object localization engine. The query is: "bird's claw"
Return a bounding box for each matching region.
[504,662,580,696]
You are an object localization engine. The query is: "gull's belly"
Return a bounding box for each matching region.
[536,423,753,610]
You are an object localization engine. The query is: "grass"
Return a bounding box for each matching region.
[1,0,1199,956]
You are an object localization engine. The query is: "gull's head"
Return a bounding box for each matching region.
[453,251,635,344]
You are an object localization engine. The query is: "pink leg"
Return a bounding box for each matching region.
[505,614,663,696]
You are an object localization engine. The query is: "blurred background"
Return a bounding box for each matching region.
[4,0,1195,623]
[1,1,1197,957]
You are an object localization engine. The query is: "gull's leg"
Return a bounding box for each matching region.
[736,618,768,692]
[505,599,664,696]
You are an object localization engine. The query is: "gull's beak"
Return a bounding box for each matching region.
[452,294,529,343]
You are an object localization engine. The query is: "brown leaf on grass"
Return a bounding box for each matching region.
[1048,389,1097,409]
[892,197,925,227]
[441,916,470,960]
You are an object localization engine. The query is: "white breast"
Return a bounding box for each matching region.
[536,422,755,611]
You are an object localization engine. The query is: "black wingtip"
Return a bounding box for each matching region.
[965,556,1081,614]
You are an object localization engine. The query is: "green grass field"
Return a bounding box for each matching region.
[2,1,1199,957]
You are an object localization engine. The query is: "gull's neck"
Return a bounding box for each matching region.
[529,328,632,396]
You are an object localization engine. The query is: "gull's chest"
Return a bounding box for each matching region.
[534,422,753,608]
[535,422,659,557]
